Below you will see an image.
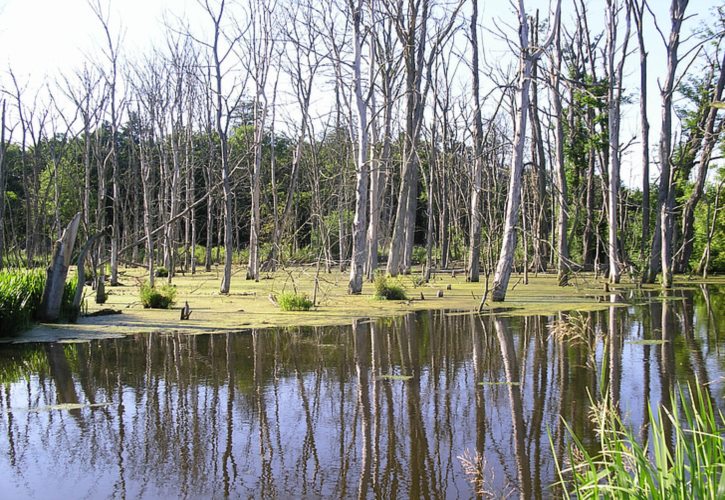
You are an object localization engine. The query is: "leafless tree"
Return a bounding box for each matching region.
[491,0,560,302]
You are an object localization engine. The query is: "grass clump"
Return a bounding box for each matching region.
[154,266,169,278]
[140,282,177,309]
[277,291,314,311]
[60,276,80,322]
[373,273,408,300]
[554,383,725,499]
[0,269,45,335]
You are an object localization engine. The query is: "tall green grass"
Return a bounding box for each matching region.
[553,383,725,499]
[0,269,45,335]
[0,269,79,335]
[373,273,408,300]
[277,291,313,311]
[140,282,177,309]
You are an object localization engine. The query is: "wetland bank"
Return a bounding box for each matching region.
[1,277,724,498]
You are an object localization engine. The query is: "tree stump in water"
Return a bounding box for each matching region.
[38,213,81,321]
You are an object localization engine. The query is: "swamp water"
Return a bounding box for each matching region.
[0,285,723,499]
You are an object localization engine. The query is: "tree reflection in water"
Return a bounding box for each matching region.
[0,286,723,498]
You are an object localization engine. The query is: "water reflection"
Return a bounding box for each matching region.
[0,286,723,498]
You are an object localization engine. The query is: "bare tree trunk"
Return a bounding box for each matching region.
[605,0,631,284]
[90,0,123,286]
[549,11,569,285]
[39,213,81,321]
[348,0,370,294]
[246,0,273,282]
[677,51,724,271]
[631,0,650,261]
[467,0,484,282]
[646,0,689,285]
[492,0,560,302]
[137,109,156,288]
[698,178,724,278]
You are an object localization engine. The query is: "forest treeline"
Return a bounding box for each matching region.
[0,0,723,301]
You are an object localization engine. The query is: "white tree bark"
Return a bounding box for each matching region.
[348,0,370,294]
[492,0,559,302]
[39,213,82,321]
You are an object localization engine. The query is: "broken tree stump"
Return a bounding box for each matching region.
[180,301,192,320]
[38,213,81,322]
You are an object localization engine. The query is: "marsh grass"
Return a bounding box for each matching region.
[277,291,314,311]
[140,282,177,309]
[373,273,408,300]
[0,269,45,334]
[548,313,600,368]
[458,448,496,498]
[553,383,725,499]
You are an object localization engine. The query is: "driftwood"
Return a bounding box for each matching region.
[38,213,81,321]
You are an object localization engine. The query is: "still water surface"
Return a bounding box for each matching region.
[0,285,723,498]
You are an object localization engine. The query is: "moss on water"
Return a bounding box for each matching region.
[10,265,725,342]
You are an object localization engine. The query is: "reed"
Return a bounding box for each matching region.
[0,269,45,335]
[553,383,725,499]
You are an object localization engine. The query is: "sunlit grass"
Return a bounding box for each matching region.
[553,383,725,499]
[0,269,45,335]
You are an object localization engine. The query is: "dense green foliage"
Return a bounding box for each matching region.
[154,267,169,278]
[373,274,408,301]
[140,283,177,309]
[0,269,45,335]
[555,383,725,499]
[0,269,77,335]
[277,291,314,311]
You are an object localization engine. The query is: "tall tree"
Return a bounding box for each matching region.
[491,0,560,302]
[646,0,689,286]
[466,0,484,283]
[245,0,275,282]
[630,0,651,261]
[386,0,462,276]
[604,0,631,284]
[548,5,570,286]
[90,0,123,286]
[348,0,371,294]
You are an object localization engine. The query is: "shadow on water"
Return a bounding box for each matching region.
[0,285,723,498]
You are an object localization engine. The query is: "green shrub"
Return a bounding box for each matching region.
[277,291,314,311]
[154,266,169,278]
[554,383,725,499]
[140,283,177,309]
[0,269,45,335]
[373,274,408,300]
[411,245,427,265]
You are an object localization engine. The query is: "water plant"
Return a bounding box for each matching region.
[0,269,45,335]
[373,273,407,300]
[553,383,725,499]
[277,291,313,311]
[140,282,177,309]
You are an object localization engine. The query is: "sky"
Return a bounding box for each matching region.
[0,0,722,188]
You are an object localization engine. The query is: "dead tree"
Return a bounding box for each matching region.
[467,0,484,282]
[39,213,81,321]
[491,0,560,302]
[605,0,631,284]
[348,0,371,294]
[646,0,689,286]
